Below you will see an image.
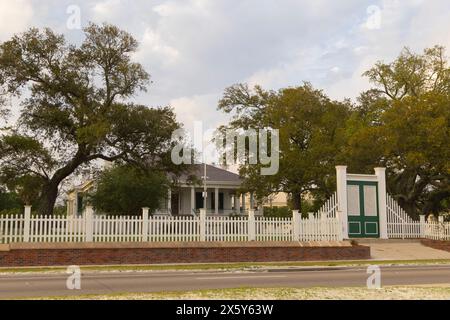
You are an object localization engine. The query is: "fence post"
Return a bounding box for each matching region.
[308,212,314,220]
[292,210,300,241]
[248,209,256,241]
[23,205,32,242]
[438,216,444,240]
[85,205,94,242]
[142,207,149,242]
[199,208,206,241]
[419,215,426,238]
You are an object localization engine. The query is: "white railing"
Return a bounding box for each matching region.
[0,207,343,244]
[317,192,338,218]
[424,221,450,241]
[386,193,421,238]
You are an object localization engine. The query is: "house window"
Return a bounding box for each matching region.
[195,192,204,209]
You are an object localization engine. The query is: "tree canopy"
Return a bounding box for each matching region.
[0,23,182,215]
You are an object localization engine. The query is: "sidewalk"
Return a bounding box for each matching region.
[357,240,450,260]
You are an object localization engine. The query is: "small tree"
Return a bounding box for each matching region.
[90,165,169,216]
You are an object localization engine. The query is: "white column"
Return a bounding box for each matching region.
[167,188,172,213]
[199,208,206,241]
[142,207,149,242]
[375,167,388,239]
[85,205,94,242]
[23,205,32,242]
[191,187,195,213]
[242,194,246,212]
[292,210,301,241]
[248,209,256,241]
[250,193,255,209]
[234,193,239,213]
[336,166,349,239]
[419,215,426,238]
[215,187,219,215]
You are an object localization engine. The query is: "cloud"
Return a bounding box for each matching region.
[0,0,33,41]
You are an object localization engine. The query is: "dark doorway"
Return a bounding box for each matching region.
[171,192,179,215]
[195,192,204,209]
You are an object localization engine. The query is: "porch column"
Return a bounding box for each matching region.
[167,188,172,213]
[375,167,388,239]
[234,193,239,213]
[242,194,246,212]
[215,187,219,215]
[191,187,195,213]
[336,166,348,239]
[250,193,255,209]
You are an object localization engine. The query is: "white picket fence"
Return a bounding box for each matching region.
[0,208,342,244]
[386,194,422,238]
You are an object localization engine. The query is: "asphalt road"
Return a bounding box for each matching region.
[1,265,450,299]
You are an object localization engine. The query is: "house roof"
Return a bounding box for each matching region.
[180,164,241,184]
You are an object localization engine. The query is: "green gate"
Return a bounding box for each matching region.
[347,181,380,238]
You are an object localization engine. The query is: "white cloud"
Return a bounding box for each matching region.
[0,0,33,41]
[91,0,123,21]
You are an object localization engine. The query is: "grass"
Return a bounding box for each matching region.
[2,259,450,274]
[28,286,450,300]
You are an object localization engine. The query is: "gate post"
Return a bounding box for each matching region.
[292,210,301,241]
[419,215,426,238]
[336,166,349,239]
[142,207,149,242]
[85,206,94,242]
[375,167,388,239]
[199,208,206,241]
[248,209,256,241]
[23,205,32,242]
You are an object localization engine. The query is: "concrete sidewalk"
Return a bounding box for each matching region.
[357,239,450,260]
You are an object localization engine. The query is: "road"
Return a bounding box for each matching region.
[1,265,450,299]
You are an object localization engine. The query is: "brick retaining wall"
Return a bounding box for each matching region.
[0,242,370,267]
[421,239,450,252]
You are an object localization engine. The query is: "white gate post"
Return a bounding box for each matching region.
[336,166,349,239]
[375,167,388,239]
[85,205,94,242]
[23,205,32,242]
[292,210,301,241]
[419,215,426,238]
[199,208,206,241]
[142,207,149,242]
[248,209,256,241]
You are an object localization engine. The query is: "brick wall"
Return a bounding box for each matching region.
[0,242,370,267]
[421,239,450,252]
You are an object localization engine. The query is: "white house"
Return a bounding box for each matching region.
[66,164,261,217]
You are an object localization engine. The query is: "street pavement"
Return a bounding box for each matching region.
[1,264,450,299]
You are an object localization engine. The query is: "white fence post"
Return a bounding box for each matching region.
[23,205,32,242]
[419,215,426,238]
[142,207,149,242]
[438,216,444,240]
[292,210,300,241]
[248,209,256,241]
[85,206,94,242]
[199,208,206,241]
[308,212,314,220]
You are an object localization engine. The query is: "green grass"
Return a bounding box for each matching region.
[2,259,450,274]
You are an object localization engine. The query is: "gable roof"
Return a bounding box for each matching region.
[180,164,241,183]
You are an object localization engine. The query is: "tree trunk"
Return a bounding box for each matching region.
[37,181,59,216]
[292,192,302,211]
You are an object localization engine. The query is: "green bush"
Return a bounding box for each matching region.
[263,206,292,218]
[90,165,169,216]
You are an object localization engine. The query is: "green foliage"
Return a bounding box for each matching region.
[219,83,350,210]
[90,166,169,216]
[0,23,183,214]
[263,206,292,218]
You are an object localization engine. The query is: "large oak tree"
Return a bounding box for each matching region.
[0,23,182,215]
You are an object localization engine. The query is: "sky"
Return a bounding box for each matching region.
[1,0,450,133]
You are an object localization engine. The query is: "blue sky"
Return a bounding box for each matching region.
[1,0,449,131]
